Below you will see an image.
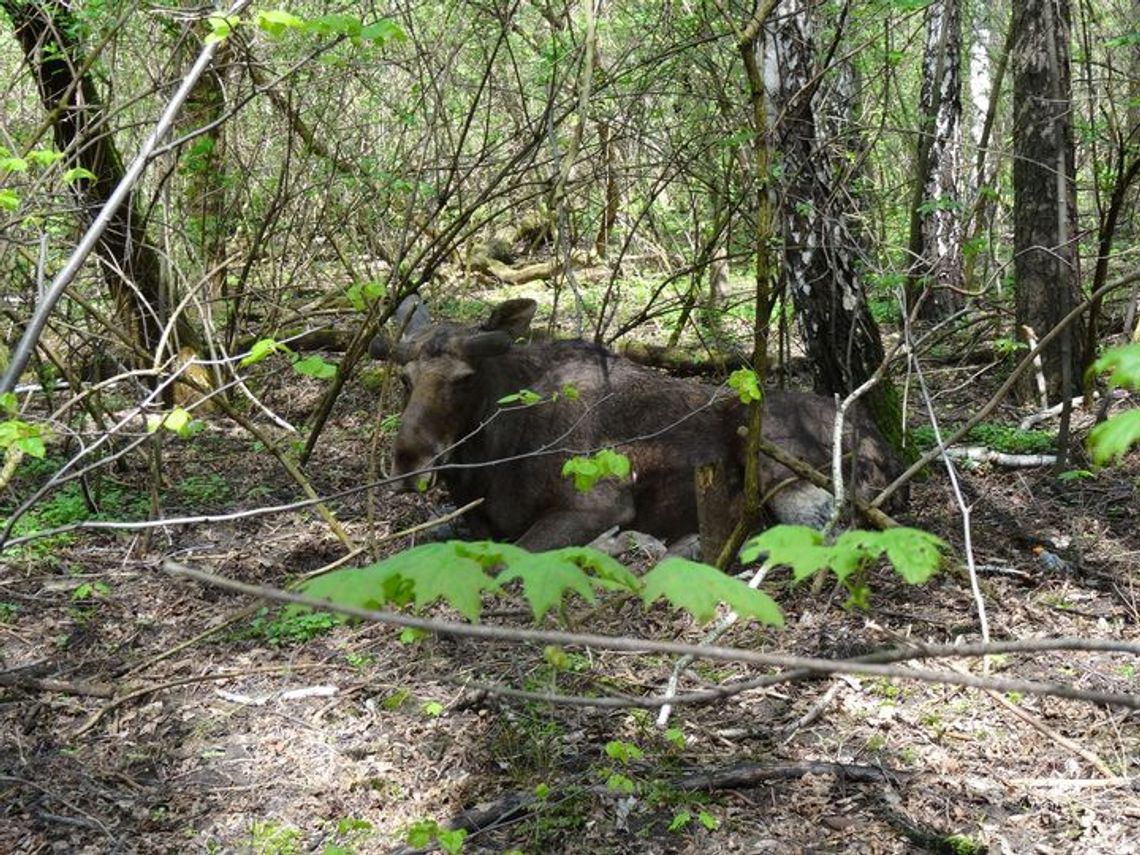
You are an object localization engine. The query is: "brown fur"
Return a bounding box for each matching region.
[372,298,902,551]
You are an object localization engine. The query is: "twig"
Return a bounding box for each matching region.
[0,673,113,698]
[655,561,773,729]
[982,685,1115,778]
[73,663,338,737]
[905,292,991,653]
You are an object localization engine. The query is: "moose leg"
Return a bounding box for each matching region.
[514,490,636,552]
[766,481,834,529]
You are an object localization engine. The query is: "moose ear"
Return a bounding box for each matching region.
[460,331,513,358]
[394,294,431,337]
[482,298,537,339]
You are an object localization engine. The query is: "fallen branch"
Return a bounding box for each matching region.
[162,560,1140,710]
[941,445,1057,467]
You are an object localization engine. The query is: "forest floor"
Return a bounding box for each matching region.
[2,320,1139,854]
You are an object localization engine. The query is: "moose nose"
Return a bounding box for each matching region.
[393,470,436,494]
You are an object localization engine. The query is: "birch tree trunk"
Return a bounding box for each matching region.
[761,0,900,442]
[907,0,964,320]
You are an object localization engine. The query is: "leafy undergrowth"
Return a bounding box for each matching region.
[1,371,1138,854]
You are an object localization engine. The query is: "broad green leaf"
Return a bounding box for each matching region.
[641,557,784,625]
[15,435,46,458]
[27,149,64,166]
[159,408,190,435]
[740,525,830,580]
[876,527,944,584]
[1088,409,1140,465]
[0,188,19,211]
[298,542,499,621]
[62,167,97,183]
[830,529,882,580]
[0,156,28,172]
[205,13,239,44]
[360,18,406,42]
[494,545,635,622]
[241,338,288,366]
[292,354,337,379]
[1091,343,1140,390]
[255,9,304,37]
[547,546,639,590]
[0,392,16,414]
[305,13,362,37]
[728,368,762,404]
[0,418,46,454]
[561,449,631,493]
[497,556,595,621]
[346,280,385,312]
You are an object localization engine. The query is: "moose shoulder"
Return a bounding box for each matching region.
[371,298,902,552]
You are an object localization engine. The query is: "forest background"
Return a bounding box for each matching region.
[0,1,1139,852]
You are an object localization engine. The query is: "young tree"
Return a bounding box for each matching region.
[2,1,200,361]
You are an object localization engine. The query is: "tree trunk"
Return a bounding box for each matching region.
[907,0,965,320]
[761,0,901,444]
[4,0,199,360]
[1011,0,1084,401]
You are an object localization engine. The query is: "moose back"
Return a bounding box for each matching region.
[370,298,901,551]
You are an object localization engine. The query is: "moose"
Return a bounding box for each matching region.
[370,297,902,552]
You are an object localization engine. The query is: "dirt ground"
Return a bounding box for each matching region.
[1,359,1138,854]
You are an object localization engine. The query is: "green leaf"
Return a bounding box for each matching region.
[668,811,692,832]
[829,529,880,580]
[27,148,64,166]
[298,542,500,622]
[605,740,643,763]
[405,821,438,848]
[0,188,19,211]
[0,392,16,414]
[1088,409,1140,465]
[698,810,720,830]
[495,545,636,621]
[561,448,631,493]
[728,368,763,404]
[293,354,338,379]
[15,435,46,458]
[436,828,467,855]
[498,388,542,406]
[740,525,830,580]
[346,280,385,312]
[641,558,784,626]
[255,9,304,37]
[205,13,239,44]
[305,13,363,37]
[62,167,97,183]
[360,18,406,42]
[876,528,944,584]
[0,156,29,173]
[496,553,597,621]
[0,418,46,455]
[1091,343,1140,390]
[241,338,290,366]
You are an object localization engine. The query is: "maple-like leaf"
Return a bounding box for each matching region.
[641,557,784,626]
[740,525,831,581]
